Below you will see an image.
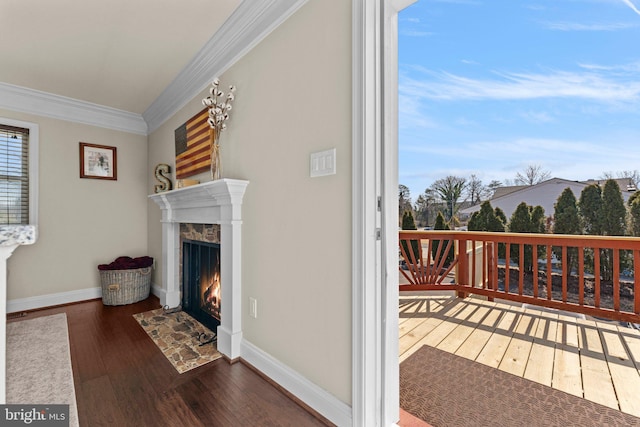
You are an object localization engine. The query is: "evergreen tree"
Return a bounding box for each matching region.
[508,202,546,272]
[601,179,626,236]
[553,188,581,235]
[401,211,420,264]
[432,212,453,266]
[494,207,508,227]
[468,201,506,259]
[578,184,603,235]
[629,197,640,237]
[578,180,628,280]
[553,188,581,274]
[600,179,627,280]
[468,201,506,232]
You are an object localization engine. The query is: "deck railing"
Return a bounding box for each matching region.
[399,230,640,323]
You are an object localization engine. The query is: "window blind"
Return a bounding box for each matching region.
[0,124,29,225]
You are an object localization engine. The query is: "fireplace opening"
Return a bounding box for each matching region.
[182,239,221,334]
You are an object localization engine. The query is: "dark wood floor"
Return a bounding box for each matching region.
[8,297,331,427]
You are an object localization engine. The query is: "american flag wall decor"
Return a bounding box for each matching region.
[175,108,212,179]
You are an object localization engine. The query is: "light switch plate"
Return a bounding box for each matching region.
[310,148,336,177]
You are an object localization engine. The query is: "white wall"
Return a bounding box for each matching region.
[1,109,148,302]
[147,0,352,404]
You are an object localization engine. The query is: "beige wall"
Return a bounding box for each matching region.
[147,0,352,404]
[1,109,148,300]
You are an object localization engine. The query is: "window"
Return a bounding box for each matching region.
[0,118,38,226]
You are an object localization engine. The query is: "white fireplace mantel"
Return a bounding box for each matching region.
[149,179,248,360]
[0,225,37,404]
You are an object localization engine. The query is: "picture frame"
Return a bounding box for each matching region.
[79,142,117,180]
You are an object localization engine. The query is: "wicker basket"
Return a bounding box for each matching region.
[99,267,152,306]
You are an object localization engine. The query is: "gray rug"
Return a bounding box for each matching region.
[6,313,79,427]
[400,345,640,427]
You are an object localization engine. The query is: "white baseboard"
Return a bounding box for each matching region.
[7,282,166,313]
[7,287,102,313]
[240,339,352,427]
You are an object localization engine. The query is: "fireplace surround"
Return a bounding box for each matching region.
[149,179,248,359]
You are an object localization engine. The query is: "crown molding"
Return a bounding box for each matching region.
[143,0,310,134]
[0,82,147,135]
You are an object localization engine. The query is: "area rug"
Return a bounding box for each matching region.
[133,308,222,373]
[400,345,640,427]
[6,313,79,427]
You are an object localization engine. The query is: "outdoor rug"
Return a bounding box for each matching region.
[6,313,79,427]
[133,308,222,373]
[400,345,640,427]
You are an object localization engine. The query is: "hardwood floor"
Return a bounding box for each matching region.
[8,297,331,427]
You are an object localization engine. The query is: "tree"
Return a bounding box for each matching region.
[486,180,503,198]
[399,184,412,221]
[432,212,454,266]
[514,164,551,186]
[578,184,603,236]
[494,207,508,226]
[467,174,486,206]
[468,201,506,232]
[601,179,626,237]
[508,202,546,271]
[430,176,467,223]
[629,196,640,237]
[401,210,420,263]
[578,180,627,280]
[414,189,436,228]
[601,179,628,281]
[553,188,581,274]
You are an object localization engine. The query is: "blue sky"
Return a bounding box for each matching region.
[399,0,640,199]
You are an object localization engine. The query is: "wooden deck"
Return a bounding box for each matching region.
[399,291,640,418]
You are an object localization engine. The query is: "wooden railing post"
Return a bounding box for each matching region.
[456,239,468,299]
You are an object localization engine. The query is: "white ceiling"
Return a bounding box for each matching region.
[0,0,241,114]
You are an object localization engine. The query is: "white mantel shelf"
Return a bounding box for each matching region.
[149,179,248,360]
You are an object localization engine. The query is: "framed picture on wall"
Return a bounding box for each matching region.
[79,142,117,180]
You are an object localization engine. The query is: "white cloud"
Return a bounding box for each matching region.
[400,68,640,103]
[518,110,555,123]
[621,0,640,16]
[541,21,634,31]
[400,30,434,37]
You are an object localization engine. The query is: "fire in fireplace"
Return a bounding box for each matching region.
[182,239,221,333]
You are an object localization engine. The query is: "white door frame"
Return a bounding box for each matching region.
[352,1,416,425]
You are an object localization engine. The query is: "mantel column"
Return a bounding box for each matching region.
[217,219,242,360]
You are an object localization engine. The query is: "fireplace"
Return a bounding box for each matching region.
[148,179,249,360]
[182,239,221,333]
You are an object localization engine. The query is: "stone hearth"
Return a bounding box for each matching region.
[149,179,248,360]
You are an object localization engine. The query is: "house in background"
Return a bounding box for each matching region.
[0,1,411,426]
[460,177,636,220]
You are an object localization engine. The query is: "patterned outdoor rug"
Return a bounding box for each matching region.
[133,308,222,373]
[400,345,640,427]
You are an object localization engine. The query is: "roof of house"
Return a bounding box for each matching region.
[460,177,636,219]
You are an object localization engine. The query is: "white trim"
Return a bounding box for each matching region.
[0,117,39,227]
[352,0,415,425]
[352,1,383,426]
[143,0,311,134]
[240,339,352,427]
[0,83,147,135]
[7,286,102,313]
